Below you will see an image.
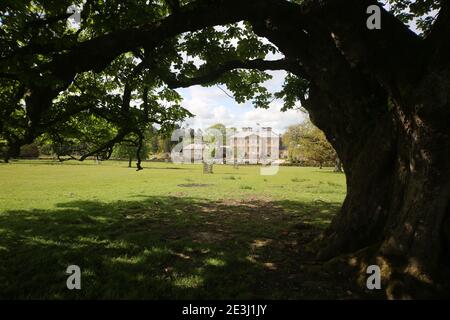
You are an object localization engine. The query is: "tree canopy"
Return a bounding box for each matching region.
[0,0,284,162]
[283,120,337,167]
[0,0,444,163]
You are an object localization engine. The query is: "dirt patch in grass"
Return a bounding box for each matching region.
[178,183,214,188]
[191,231,230,243]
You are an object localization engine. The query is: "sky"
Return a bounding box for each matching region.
[175,68,306,135]
[174,45,308,134]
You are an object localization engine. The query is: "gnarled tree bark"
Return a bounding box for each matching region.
[248,0,450,297]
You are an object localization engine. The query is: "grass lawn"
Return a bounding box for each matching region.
[0,160,351,299]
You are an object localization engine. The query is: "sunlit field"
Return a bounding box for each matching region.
[0,160,350,299]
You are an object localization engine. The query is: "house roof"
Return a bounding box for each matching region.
[230,130,280,138]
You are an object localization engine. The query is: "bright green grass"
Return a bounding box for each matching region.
[0,160,348,299]
[0,160,345,210]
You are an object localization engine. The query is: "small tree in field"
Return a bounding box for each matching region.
[205,123,228,165]
[113,140,148,168]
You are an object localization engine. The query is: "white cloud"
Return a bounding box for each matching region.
[240,101,305,133]
[180,86,232,128]
[176,50,304,133]
[180,85,304,133]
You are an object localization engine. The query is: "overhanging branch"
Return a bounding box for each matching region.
[163,58,298,89]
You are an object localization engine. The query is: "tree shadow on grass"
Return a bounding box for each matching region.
[0,196,357,299]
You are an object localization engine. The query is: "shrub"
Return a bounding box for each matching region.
[19,143,40,159]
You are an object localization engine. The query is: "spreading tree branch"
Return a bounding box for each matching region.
[165,0,181,14]
[163,58,298,88]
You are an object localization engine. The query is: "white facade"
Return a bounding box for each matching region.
[229,127,280,164]
[181,127,280,164]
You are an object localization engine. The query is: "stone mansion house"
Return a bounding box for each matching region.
[182,127,280,164]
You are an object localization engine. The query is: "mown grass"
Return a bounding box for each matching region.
[0,160,349,299]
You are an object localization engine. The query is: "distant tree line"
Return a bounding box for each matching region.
[5,125,179,170]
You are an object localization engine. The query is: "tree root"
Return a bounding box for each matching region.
[317,241,450,299]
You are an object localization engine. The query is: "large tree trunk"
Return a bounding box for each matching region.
[318,79,450,298]
[250,8,450,297]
